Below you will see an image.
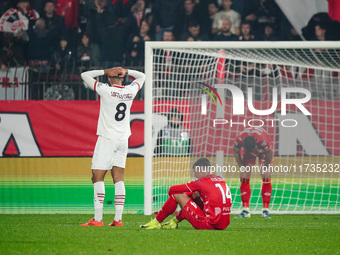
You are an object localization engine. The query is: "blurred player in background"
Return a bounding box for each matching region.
[80,66,146,226]
[233,127,273,218]
[154,108,192,156]
[140,158,232,230]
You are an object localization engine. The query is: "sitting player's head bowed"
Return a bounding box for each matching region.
[193,158,212,178]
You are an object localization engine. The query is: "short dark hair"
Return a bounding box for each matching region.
[208,0,219,8]
[188,20,200,28]
[243,135,256,153]
[241,20,252,27]
[109,76,122,79]
[193,158,211,169]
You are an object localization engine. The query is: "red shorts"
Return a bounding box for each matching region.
[240,148,273,165]
[181,199,215,230]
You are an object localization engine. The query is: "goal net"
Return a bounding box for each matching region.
[144,41,340,215]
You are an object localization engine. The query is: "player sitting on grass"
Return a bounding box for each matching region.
[140,158,232,230]
[233,127,273,219]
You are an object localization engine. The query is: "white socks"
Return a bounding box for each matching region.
[114,181,125,222]
[93,181,105,222]
[93,181,125,222]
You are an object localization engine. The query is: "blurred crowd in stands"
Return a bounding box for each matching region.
[0,0,339,100]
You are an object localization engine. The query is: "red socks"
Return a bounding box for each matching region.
[240,178,272,209]
[240,178,251,208]
[262,179,272,209]
[156,195,178,223]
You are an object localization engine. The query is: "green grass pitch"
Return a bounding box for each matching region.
[1,214,339,254]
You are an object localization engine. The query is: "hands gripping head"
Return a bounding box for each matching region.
[107,67,128,85]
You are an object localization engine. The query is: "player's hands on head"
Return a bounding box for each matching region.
[104,67,128,78]
[115,67,128,77]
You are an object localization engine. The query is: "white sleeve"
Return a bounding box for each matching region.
[127,69,146,91]
[81,70,104,91]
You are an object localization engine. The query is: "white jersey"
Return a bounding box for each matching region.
[81,69,146,141]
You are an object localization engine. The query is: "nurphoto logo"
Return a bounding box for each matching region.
[199,82,312,128]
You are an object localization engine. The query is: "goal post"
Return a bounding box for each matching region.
[144,41,340,215]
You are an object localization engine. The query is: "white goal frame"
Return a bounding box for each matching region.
[144,41,340,215]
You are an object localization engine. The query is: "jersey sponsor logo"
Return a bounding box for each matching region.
[223,207,231,212]
[110,91,133,99]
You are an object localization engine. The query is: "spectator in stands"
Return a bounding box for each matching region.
[213,17,238,41]
[92,0,129,68]
[244,0,281,38]
[180,21,210,41]
[54,0,78,30]
[212,0,241,36]
[144,12,156,38]
[206,1,219,38]
[126,20,152,66]
[125,0,146,37]
[154,108,192,156]
[27,18,62,66]
[287,26,302,41]
[238,20,255,41]
[260,23,279,41]
[41,0,65,31]
[54,0,78,50]
[107,0,135,19]
[162,30,176,42]
[41,0,66,50]
[313,24,328,41]
[77,33,100,69]
[302,13,331,41]
[0,32,27,68]
[78,0,91,34]
[174,0,201,40]
[152,0,181,40]
[51,36,76,75]
[27,17,63,100]
[16,0,39,21]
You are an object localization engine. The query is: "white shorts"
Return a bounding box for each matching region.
[91,136,128,170]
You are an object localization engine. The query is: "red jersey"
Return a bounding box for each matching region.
[233,127,272,156]
[168,174,232,229]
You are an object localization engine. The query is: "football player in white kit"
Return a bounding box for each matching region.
[80,67,145,227]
